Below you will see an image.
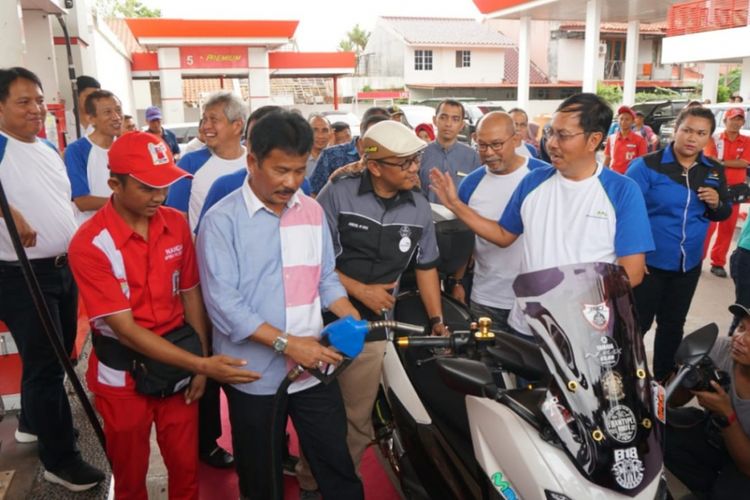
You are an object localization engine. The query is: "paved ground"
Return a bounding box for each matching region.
[0,241,740,499]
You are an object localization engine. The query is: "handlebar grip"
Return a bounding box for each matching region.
[396,336,453,348]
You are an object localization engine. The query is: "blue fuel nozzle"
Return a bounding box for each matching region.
[321,316,370,358]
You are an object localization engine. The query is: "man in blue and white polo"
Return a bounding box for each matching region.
[449,111,548,332]
[166,91,247,233]
[64,89,122,224]
[431,93,654,337]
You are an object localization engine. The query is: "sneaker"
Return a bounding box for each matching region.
[711,266,728,278]
[200,445,235,469]
[43,460,105,492]
[300,489,321,500]
[14,428,38,443]
[282,454,299,476]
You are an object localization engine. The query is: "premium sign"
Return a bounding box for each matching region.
[180,47,248,69]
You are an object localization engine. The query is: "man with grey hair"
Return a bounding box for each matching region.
[166,91,248,232]
[307,114,331,177]
[165,91,247,469]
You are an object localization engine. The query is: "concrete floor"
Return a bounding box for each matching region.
[0,253,739,499]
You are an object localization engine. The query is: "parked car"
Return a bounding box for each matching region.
[632,99,689,136]
[320,110,361,137]
[162,122,200,153]
[659,102,750,147]
[398,104,438,135]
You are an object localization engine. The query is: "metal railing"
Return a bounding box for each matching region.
[604,60,624,80]
[667,0,749,36]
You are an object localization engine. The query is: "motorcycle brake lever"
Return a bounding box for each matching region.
[416,350,453,367]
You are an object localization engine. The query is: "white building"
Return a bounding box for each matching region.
[361,16,521,100]
[661,0,750,102]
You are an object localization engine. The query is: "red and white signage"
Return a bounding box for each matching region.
[180,46,248,69]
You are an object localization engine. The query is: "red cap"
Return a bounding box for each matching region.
[617,105,636,119]
[108,132,191,188]
[726,107,746,120]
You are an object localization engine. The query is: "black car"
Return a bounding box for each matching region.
[632,99,689,135]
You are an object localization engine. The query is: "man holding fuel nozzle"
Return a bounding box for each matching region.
[196,110,364,500]
[294,120,445,497]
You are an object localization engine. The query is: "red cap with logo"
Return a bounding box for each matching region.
[617,105,636,119]
[108,131,191,188]
[726,107,746,120]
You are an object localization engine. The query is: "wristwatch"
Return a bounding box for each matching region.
[272,332,289,354]
[712,411,737,429]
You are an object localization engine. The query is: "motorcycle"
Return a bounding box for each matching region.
[372,260,719,500]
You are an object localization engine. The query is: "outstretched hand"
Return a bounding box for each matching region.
[428,168,460,209]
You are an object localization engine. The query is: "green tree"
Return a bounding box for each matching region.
[338,24,370,56]
[596,82,623,106]
[97,0,161,18]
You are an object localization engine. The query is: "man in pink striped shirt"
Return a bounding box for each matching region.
[197,110,364,499]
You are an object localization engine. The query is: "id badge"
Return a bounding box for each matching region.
[172,270,180,296]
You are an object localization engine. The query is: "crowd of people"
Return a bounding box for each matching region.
[1,63,749,500]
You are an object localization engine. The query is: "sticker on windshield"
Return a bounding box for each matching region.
[652,381,666,423]
[586,335,622,368]
[604,405,637,443]
[601,371,625,401]
[612,447,645,489]
[542,394,574,431]
[582,302,610,330]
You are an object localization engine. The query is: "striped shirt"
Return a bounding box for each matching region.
[196,181,346,395]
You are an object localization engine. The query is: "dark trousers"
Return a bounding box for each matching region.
[665,420,750,499]
[225,381,363,500]
[469,302,511,333]
[633,264,701,380]
[0,262,81,472]
[198,376,222,453]
[730,248,750,334]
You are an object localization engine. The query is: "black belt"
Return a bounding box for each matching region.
[0,253,68,269]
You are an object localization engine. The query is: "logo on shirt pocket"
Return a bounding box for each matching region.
[587,209,609,220]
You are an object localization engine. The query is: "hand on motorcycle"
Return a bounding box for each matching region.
[431,322,449,337]
[286,335,343,369]
[428,168,460,210]
[356,281,398,315]
[693,381,734,418]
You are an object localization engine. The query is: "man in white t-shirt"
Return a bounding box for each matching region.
[0,66,105,491]
[164,90,247,468]
[166,91,247,232]
[431,93,654,337]
[64,89,123,224]
[448,112,548,331]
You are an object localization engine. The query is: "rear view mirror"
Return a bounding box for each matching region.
[675,323,718,367]
[436,358,497,398]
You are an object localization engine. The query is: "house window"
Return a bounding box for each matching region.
[414,50,433,71]
[455,50,471,68]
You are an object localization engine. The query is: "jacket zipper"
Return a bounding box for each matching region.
[679,166,691,272]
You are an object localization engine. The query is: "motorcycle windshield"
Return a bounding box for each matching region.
[513,262,662,496]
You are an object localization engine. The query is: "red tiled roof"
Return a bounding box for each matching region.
[381,16,515,46]
[503,46,549,84]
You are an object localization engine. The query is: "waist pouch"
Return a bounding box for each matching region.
[93,324,203,398]
[728,182,750,204]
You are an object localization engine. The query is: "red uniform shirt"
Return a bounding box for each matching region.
[704,132,750,185]
[605,130,648,174]
[68,200,199,397]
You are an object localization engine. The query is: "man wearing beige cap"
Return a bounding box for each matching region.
[302,120,444,496]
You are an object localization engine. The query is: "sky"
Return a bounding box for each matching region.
[147,0,482,51]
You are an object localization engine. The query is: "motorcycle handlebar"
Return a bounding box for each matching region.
[396,334,469,349]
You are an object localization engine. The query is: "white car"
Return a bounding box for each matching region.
[320,111,360,137]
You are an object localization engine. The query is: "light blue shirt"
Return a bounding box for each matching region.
[196,182,346,395]
[419,140,481,203]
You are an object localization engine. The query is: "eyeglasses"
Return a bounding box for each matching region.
[376,153,423,170]
[476,136,515,152]
[543,128,586,142]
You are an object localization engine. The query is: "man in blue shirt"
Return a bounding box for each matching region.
[308,107,389,194]
[196,110,363,500]
[419,99,482,203]
[145,105,180,158]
